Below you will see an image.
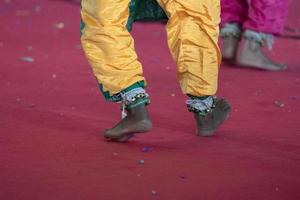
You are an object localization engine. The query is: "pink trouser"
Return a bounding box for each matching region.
[221,0,289,35]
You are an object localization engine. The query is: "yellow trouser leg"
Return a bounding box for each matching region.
[81,0,145,99]
[157,0,221,96]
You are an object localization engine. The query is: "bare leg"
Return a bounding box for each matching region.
[222,35,240,63]
[220,23,242,63]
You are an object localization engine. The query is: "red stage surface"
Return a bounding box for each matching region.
[0,1,299,200]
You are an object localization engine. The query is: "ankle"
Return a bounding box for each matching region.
[127,104,149,117]
[221,23,242,39]
[243,29,274,50]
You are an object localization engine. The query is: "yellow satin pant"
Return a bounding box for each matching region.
[81,0,221,99]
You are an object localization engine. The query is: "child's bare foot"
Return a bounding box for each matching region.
[104,104,152,142]
[109,134,135,143]
[238,39,286,71]
[222,35,239,63]
[194,98,231,137]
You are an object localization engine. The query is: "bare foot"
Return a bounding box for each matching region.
[194,98,231,137]
[104,104,152,142]
[109,134,135,143]
[238,39,286,71]
[222,35,239,63]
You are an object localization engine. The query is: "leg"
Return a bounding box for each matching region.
[238,0,290,70]
[81,0,152,142]
[221,0,248,27]
[81,0,145,96]
[157,0,231,136]
[244,0,290,35]
[220,0,248,61]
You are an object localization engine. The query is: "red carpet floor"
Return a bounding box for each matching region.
[0,1,299,200]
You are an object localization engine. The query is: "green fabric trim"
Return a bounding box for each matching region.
[134,0,167,21]
[80,1,85,37]
[81,0,167,32]
[126,0,168,32]
[126,0,137,31]
[99,81,146,102]
[80,20,85,37]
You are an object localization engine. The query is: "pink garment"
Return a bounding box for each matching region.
[221,0,290,35]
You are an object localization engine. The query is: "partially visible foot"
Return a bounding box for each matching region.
[109,134,135,143]
[222,35,240,63]
[194,98,231,137]
[104,104,152,142]
[238,39,287,71]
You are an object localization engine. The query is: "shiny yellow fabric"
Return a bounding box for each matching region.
[81,0,221,97]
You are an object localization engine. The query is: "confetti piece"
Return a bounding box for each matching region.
[34,5,41,12]
[151,190,157,196]
[274,100,285,108]
[138,160,145,165]
[52,74,57,78]
[171,93,176,97]
[20,56,34,63]
[142,147,153,152]
[165,66,171,70]
[53,22,65,29]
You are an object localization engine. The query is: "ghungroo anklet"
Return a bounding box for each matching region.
[220,23,242,39]
[186,96,216,116]
[120,88,150,118]
[243,30,274,50]
[121,88,150,109]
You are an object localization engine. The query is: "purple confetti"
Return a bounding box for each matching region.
[142,147,153,152]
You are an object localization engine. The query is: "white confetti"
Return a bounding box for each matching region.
[34,5,41,12]
[53,22,65,29]
[20,56,34,63]
[138,160,145,165]
[274,100,285,108]
[151,190,157,196]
